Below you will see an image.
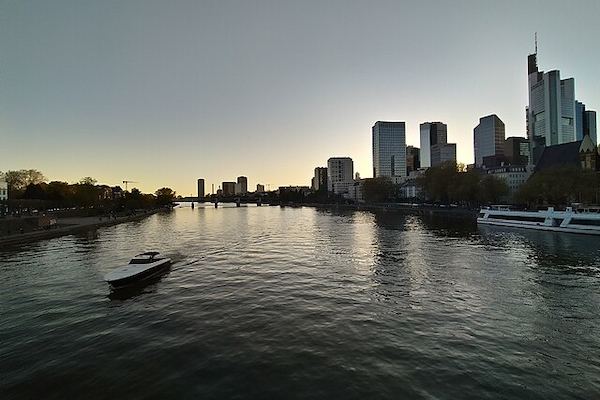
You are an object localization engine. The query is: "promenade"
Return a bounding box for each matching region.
[0,210,159,247]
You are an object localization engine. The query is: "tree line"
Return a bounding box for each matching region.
[0,169,176,211]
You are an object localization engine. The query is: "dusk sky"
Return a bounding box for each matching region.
[2,0,599,195]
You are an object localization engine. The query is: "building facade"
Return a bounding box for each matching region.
[527,52,577,159]
[372,121,407,178]
[235,176,248,195]
[504,137,530,165]
[0,180,7,201]
[327,157,354,195]
[420,122,447,168]
[420,122,456,167]
[311,167,328,191]
[256,184,265,193]
[575,102,597,144]
[222,182,236,196]
[474,114,505,167]
[406,146,420,174]
[486,165,533,198]
[197,178,205,199]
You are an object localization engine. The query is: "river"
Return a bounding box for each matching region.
[1,204,599,399]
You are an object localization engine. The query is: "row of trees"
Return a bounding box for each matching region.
[359,163,509,206]
[417,162,508,206]
[1,169,176,211]
[516,166,600,207]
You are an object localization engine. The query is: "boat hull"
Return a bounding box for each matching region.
[105,258,172,288]
[477,218,600,236]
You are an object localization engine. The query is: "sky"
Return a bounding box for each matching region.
[2,0,600,196]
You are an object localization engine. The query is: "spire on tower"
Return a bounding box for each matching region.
[535,32,538,54]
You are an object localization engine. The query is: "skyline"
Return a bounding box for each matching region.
[2,1,600,195]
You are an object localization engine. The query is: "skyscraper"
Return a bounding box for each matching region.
[527,50,576,161]
[235,176,248,195]
[311,167,328,191]
[420,122,456,167]
[474,114,505,167]
[222,182,236,196]
[327,157,353,195]
[406,146,420,174]
[504,137,530,165]
[197,178,205,199]
[372,121,407,179]
[420,122,446,168]
[584,110,597,144]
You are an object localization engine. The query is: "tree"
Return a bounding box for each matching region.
[79,177,98,186]
[478,175,509,204]
[362,177,394,203]
[155,187,176,206]
[1,169,46,193]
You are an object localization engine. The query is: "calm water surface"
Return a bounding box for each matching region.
[1,205,600,399]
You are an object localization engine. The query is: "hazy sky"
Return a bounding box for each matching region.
[2,0,600,195]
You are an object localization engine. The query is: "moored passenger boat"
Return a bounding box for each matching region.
[477,205,600,235]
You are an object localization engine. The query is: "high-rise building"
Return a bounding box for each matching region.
[576,101,598,144]
[197,178,205,199]
[372,121,407,178]
[311,167,328,191]
[504,137,530,165]
[256,184,265,193]
[327,157,354,195]
[527,51,576,161]
[406,146,420,174]
[420,122,447,168]
[474,115,505,167]
[235,176,248,195]
[222,182,236,196]
[584,110,597,144]
[434,143,456,166]
[420,122,457,167]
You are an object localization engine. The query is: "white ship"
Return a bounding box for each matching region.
[477,205,600,235]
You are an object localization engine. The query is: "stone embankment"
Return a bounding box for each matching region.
[0,210,160,247]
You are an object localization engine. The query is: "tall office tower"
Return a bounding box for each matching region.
[327,157,354,195]
[434,143,456,166]
[419,122,447,168]
[584,110,597,144]
[372,121,407,178]
[406,146,420,174]
[527,50,577,162]
[576,101,586,141]
[312,167,328,191]
[197,178,205,199]
[235,176,248,195]
[222,182,236,196]
[474,114,506,167]
[504,137,530,165]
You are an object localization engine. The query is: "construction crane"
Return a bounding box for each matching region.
[122,180,138,191]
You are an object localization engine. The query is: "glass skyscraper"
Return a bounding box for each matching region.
[372,121,407,178]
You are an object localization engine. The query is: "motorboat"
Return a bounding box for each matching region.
[477,205,600,235]
[104,252,171,288]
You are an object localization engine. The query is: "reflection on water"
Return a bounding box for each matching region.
[107,266,173,301]
[1,206,599,399]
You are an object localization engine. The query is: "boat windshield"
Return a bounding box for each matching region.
[129,255,155,264]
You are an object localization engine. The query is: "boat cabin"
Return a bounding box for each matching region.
[129,252,161,264]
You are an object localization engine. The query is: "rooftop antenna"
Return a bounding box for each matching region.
[535,32,538,54]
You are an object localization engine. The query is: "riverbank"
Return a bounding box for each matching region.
[301,202,479,218]
[0,210,160,247]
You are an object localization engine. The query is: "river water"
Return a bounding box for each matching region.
[1,205,599,399]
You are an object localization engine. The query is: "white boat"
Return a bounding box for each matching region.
[477,205,600,235]
[104,252,171,288]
